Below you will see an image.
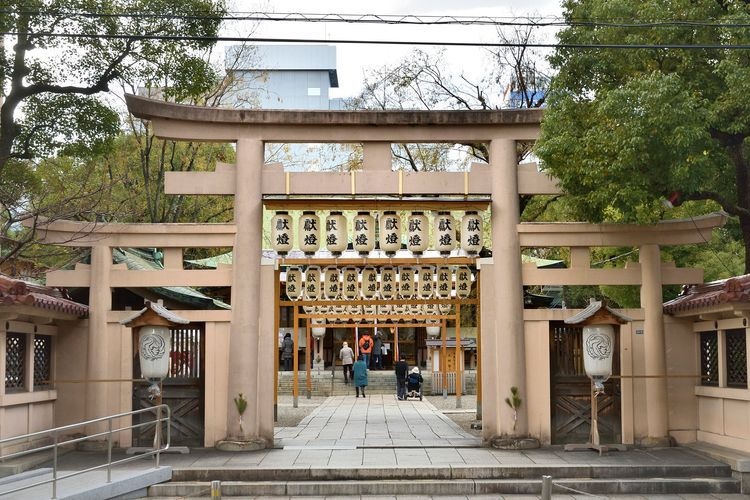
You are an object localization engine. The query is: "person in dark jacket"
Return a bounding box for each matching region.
[395,354,409,400]
[281,332,294,371]
[371,331,384,370]
[353,355,368,398]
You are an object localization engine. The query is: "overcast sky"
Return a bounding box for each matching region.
[229,0,564,98]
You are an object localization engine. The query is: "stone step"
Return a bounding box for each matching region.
[170,463,733,482]
[149,476,740,497]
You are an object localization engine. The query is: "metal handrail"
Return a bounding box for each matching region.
[0,404,170,499]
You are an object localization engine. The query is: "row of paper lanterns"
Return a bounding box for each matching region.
[285,265,474,302]
[271,210,483,256]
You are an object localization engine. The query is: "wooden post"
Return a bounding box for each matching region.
[476,271,482,420]
[293,306,299,408]
[274,268,280,422]
[441,317,448,399]
[590,381,600,446]
[455,302,462,408]
[394,326,400,363]
[306,315,312,399]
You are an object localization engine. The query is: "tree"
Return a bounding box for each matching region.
[0,0,226,266]
[535,0,750,273]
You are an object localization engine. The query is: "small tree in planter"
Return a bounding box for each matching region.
[234,393,248,435]
[505,386,522,432]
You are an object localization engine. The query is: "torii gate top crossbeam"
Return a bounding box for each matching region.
[125,94,542,143]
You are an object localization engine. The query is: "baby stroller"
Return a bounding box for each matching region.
[405,367,423,401]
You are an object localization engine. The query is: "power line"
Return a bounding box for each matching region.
[2,31,750,50]
[3,10,750,29]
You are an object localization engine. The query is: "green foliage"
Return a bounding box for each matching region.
[0,0,227,266]
[536,0,750,272]
[233,392,248,416]
[504,386,522,411]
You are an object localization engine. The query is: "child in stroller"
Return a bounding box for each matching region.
[406,367,424,401]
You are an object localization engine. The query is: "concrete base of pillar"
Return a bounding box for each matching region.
[487,436,540,450]
[215,437,268,452]
[639,436,674,448]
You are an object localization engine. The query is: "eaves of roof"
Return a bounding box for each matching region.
[0,274,88,318]
[663,274,750,315]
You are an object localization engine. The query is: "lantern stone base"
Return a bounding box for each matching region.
[488,436,540,450]
[215,437,268,452]
[564,442,627,456]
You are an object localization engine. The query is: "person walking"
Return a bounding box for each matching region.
[353,355,368,398]
[395,354,409,400]
[281,332,294,371]
[339,341,354,384]
[371,331,384,370]
[359,331,373,367]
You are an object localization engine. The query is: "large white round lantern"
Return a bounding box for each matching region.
[139,325,171,380]
[435,265,452,299]
[398,266,415,299]
[353,211,375,256]
[299,211,321,255]
[326,211,347,256]
[271,211,293,256]
[323,267,341,300]
[582,324,615,391]
[361,266,378,299]
[455,265,472,299]
[407,212,429,255]
[426,319,441,339]
[342,267,359,300]
[304,265,322,300]
[285,267,303,301]
[379,266,397,300]
[460,211,483,255]
[379,211,401,256]
[435,211,456,256]
[417,266,434,299]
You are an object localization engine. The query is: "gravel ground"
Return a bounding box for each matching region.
[274,394,481,437]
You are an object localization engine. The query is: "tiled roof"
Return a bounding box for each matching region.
[120,300,190,326]
[564,298,631,324]
[663,274,750,315]
[0,274,88,318]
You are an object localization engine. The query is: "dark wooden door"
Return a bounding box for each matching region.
[550,322,621,445]
[133,324,205,448]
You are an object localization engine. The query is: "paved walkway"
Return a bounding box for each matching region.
[274,395,480,449]
[3,395,749,498]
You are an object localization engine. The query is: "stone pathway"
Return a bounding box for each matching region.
[274,394,481,449]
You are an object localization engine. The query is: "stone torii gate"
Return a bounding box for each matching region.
[34,95,724,448]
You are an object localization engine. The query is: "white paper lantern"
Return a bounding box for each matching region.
[342,267,359,300]
[304,265,321,300]
[271,211,293,256]
[139,325,171,380]
[583,324,616,390]
[434,211,456,256]
[326,211,347,256]
[426,322,441,338]
[417,266,434,299]
[380,266,397,300]
[407,212,429,255]
[285,267,303,301]
[455,265,472,299]
[311,325,326,338]
[299,211,321,255]
[435,265,452,299]
[353,211,375,256]
[438,302,452,315]
[460,211,483,255]
[363,304,377,317]
[379,211,401,256]
[378,304,393,316]
[323,267,341,300]
[331,300,346,323]
[398,266,415,299]
[361,266,378,299]
[393,303,408,317]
